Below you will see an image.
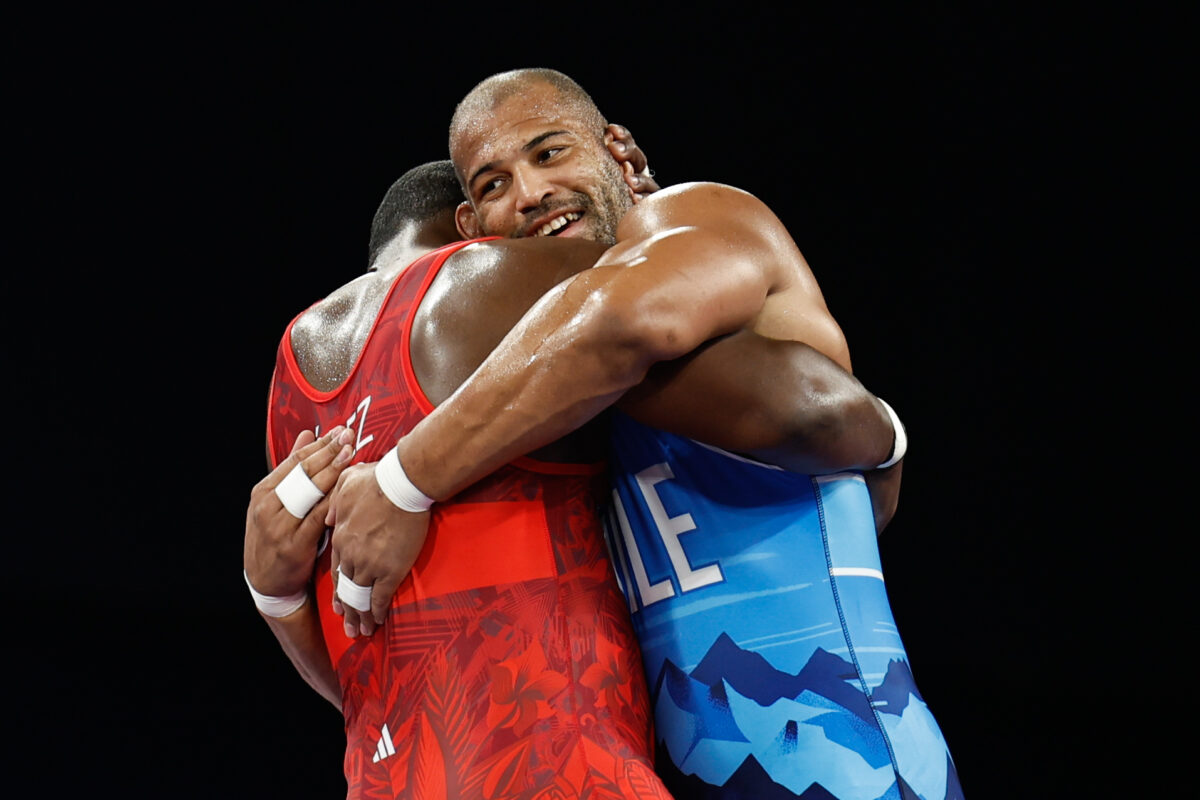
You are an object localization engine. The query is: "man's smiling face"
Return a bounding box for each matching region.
[451,82,631,246]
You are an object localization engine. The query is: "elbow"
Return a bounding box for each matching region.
[755,373,890,473]
[776,374,860,451]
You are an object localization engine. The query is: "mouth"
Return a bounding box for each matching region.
[531,211,582,237]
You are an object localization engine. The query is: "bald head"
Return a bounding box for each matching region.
[447,68,633,244]
[449,68,608,191]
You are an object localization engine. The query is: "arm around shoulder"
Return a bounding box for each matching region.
[618,331,895,475]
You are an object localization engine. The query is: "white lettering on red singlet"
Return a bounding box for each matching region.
[346,395,375,453]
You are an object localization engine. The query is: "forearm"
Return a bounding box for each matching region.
[261,600,342,711]
[619,333,894,474]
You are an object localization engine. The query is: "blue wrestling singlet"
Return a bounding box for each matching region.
[604,412,964,800]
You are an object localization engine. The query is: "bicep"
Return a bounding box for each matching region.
[590,225,777,362]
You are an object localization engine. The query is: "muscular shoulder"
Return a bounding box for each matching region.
[619,181,779,240]
[290,273,386,392]
[421,238,608,327]
[446,237,610,286]
[412,237,608,405]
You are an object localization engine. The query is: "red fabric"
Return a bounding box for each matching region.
[266,241,669,798]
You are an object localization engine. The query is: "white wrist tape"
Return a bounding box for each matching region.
[374,446,435,512]
[876,398,908,469]
[274,463,325,519]
[244,569,307,618]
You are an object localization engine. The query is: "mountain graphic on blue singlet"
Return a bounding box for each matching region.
[649,633,939,798]
[654,746,845,799]
[683,633,877,723]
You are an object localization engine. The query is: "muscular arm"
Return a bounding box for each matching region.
[245,428,352,707]
[259,605,341,710]
[328,185,899,629]
[398,182,855,500]
[623,331,902,532]
[621,331,892,474]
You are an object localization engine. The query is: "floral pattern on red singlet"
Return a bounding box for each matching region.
[267,241,672,799]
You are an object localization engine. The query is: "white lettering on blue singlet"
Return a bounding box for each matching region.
[610,487,676,608]
[608,461,726,610]
[635,463,724,593]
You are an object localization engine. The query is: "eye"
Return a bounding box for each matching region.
[477,175,506,201]
[536,146,565,164]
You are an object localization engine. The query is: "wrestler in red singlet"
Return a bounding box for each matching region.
[266,240,670,799]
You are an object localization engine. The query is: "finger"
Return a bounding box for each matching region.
[334,554,376,638]
[340,564,378,636]
[267,428,341,490]
[295,496,334,545]
[289,429,317,455]
[330,544,346,617]
[606,123,647,173]
[371,575,397,626]
[337,562,365,637]
[301,426,355,494]
[325,469,350,528]
[341,605,361,638]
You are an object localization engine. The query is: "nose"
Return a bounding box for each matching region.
[511,163,554,215]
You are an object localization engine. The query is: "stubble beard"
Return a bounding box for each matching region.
[588,156,634,246]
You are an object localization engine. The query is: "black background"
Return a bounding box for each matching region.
[9,6,1168,797]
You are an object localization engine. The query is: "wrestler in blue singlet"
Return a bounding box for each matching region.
[604,412,964,800]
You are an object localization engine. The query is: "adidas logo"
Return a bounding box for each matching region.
[372,723,396,763]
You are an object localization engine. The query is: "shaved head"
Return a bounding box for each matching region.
[449,68,607,191]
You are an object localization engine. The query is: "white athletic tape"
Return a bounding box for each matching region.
[876,398,908,469]
[336,566,373,612]
[374,446,435,512]
[244,570,307,618]
[274,463,325,518]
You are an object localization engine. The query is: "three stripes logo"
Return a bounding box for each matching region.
[372,724,396,763]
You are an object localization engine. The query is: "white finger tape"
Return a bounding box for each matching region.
[244,570,307,618]
[274,463,325,518]
[336,566,373,612]
[876,398,908,469]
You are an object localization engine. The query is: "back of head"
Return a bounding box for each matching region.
[448,68,607,190]
[367,159,464,268]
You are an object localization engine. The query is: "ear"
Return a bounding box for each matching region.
[455,201,484,239]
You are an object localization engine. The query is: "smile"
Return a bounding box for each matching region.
[534,212,582,237]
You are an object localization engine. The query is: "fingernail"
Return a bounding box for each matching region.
[338,427,354,445]
[327,425,344,439]
[344,621,357,638]
[334,444,352,466]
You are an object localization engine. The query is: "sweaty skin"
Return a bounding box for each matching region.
[324,74,900,636]
[252,232,893,704]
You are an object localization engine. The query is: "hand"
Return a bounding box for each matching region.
[605,123,661,202]
[325,463,432,638]
[864,459,903,534]
[244,426,355,597]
